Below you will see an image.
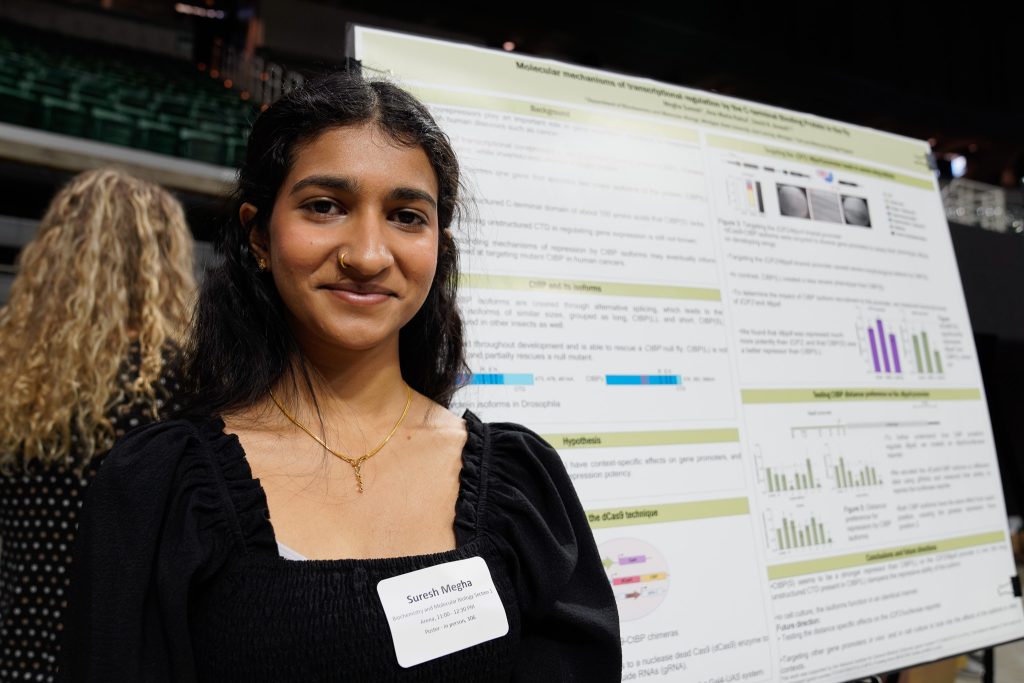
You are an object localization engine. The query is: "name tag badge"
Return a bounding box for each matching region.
[377,555,509,668]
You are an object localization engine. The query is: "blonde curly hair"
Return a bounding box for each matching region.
[0,168,195,471]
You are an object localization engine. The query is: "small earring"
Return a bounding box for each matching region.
[257,257,268,271]
[338,251,348,269]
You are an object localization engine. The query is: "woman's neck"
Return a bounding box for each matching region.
[274,337,410,430]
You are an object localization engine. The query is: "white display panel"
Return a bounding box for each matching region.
[352,26,1024,682]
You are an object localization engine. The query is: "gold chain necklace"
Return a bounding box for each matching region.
[268,384,413,493]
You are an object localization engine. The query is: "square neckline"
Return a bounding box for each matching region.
[210,410,489,568]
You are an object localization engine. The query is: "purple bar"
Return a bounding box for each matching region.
[877,320,891,372]
[868,328,881,372]
[619,555,647,565]
[889,334,901,373]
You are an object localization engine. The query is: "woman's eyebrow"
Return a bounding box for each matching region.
[289,176,436,209]
[388,187,437,209]
[289,175,359,195]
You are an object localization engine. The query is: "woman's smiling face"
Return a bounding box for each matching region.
[246,123,440,357]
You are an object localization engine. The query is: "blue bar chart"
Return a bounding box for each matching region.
[606,375,681,386]
[461,373,535,386]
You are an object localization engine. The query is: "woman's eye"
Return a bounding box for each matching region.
[393,210,426,227]
[305,199,340,216]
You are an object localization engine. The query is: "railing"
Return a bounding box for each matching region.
[941,178,1024,234]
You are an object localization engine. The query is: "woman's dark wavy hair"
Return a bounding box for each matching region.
[183,69,467,416]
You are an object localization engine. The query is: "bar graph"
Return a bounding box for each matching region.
[830,456,882,489]
[461,373,534,386]
[765,458,820,493]
[866,317,902,375]
[768,513,832,551]
[911,332,944,375]
[606,374,681,386]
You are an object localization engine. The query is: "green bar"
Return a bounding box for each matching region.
[586,498,749,529]
[799,530,805,547]
[782,477,788,491]
[777,528,784,550]
[789,520,797,548]
[543,428,739,449]
[461,273,721,301]
[819,522,826,544]
[935,351,943,374]
[913,335,923,373]
[839,458,847,488]
[835,465,842,489]
[923,333,933,373]
[774,473,782,492]
[807,459,814,488]
[741,388,981,403]
[811,519,819,545]
[768,531,1007,579]
[871,467,878,485]
[767,468,774,492]
[848,469,855,487]
[783,519,791,549]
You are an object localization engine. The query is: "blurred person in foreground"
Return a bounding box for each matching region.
[0,168,194,682]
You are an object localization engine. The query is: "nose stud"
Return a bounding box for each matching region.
[338,251,348,269]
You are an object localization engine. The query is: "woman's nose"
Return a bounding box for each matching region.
[340,213,394,276]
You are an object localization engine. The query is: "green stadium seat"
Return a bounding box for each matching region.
[118,91,154,111]
[198,121,237,137]
[157,112,193,130]
[178,128,222,165]
[156,95,192,118]
[69,91,109,110]
[223,136,246,168]
[40,96,88,137]
[0,85,37,127]
[74,78,114,100]
[112,103,152,120]
[134,119,176,156]
[21,81,64,99]
[90,108,134,147]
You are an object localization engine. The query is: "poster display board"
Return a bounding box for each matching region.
[352,26,1024,682]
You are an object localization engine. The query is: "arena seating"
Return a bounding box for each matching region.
[0,22,256,168]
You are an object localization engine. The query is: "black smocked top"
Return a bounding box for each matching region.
[64,412,621,682]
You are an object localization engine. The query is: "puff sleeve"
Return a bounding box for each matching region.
[63,420,229,682]
[466,416,622,681]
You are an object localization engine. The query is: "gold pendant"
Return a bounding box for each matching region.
[353,463,365,494]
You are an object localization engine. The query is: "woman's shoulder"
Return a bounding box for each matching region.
[460,412,603,611]
[88,413,270,554]
[96,415,233,490]
[463,412,567,482]
[461,411,582,531]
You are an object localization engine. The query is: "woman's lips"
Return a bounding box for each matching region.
[324,287,393,305]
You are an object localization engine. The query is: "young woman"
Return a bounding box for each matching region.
[0,168,194,682]
[65,71,621,681]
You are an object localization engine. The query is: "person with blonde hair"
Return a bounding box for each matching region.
[0,167,195,681]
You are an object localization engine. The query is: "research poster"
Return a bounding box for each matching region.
[352,26,1024,682]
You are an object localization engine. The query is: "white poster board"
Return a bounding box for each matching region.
[352,26,1024,683]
